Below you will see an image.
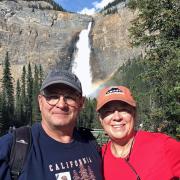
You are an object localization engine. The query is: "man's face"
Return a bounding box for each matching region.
[99,101,136,143]
[38,84,84,130]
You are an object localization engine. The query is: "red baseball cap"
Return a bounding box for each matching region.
[96,86,136,111]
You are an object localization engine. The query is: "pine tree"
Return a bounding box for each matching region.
[32,64,41,123]
[26,63,33,125]
[1,52,14,133]
[87,166,96,180]
[79,164,89,179]
[78,98,100,129]
[15,79,23,126]
[73,170,81,180]
[20,65,28,125]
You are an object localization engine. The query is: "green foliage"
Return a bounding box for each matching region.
[0,52,14,134]
[127,0,180,138]
[32,64,42,123]
[26,63,33,125]
[14,79,22,126]
[0,58,44,135]
[20,66,28,125]
[78,98,101,129]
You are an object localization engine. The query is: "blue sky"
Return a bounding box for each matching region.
[54,0,115,15]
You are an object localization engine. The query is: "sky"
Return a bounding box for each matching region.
[54,0,115,15]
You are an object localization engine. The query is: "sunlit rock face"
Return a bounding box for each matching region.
[90,6,141,83]
[0,0,142,86]
[0,0,92,79]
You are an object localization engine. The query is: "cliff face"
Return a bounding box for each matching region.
[0,0,141,84]
[91,5,141,82]
[0,0,92,78]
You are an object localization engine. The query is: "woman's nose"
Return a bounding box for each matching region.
[112,110,123,121]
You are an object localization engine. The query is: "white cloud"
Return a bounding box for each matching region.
[78,8,96,15]
[79,0,114,15]
[93,0,114,9]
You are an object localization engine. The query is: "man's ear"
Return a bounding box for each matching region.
[38,94,43,111]
[79,96,85,109]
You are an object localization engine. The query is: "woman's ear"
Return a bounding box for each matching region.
[98,113,103,125]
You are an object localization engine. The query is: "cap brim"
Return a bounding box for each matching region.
[96,96,136,111]
[40,80,82,94]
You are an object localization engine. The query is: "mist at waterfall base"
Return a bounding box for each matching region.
[72,22,98,97]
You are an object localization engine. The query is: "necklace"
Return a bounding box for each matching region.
[111,137,135,158]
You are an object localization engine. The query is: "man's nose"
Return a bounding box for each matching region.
[56,96,67,107]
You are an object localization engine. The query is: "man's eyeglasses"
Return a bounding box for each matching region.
[42,92,81,107]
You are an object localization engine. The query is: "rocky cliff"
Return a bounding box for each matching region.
[0,0,141,84]
[90,3,141,83]
[0,0,92,79]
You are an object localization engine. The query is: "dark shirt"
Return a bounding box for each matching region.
[0,123,103,180]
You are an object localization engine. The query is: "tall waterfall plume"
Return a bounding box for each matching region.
[72,22,93,97]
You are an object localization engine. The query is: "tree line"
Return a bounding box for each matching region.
[0,52,44,135]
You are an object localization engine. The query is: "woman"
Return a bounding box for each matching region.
[96,86,180,180]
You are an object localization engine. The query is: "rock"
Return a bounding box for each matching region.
[90,5,141,82]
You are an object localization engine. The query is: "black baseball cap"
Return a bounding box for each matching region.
[40,69,82,95]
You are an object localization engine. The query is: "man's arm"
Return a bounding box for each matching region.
[0,133,13,179]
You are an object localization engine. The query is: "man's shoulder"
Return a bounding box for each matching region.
[76,127,96,141]
[0,132,13,143]
[75,127,101,154]
[0,133,13,159]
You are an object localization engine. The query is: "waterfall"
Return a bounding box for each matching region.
[72,22,93,96]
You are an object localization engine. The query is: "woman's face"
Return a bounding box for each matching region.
[99,101,136,143]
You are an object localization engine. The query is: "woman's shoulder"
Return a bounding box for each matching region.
[136,130,178,146]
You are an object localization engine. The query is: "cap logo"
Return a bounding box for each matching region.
[105,87,124,96]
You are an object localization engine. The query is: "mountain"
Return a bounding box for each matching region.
[0,0,141,83]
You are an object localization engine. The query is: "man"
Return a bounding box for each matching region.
[96,85,180,180]
[0,69,103,180]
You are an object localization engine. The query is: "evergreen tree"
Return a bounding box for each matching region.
[128,0,180,137]
[26,63,33,125]
[15,79,23,126]
[32,64,41,123]
[78,98,100,129]
[20,65,27,125]
[1,52,14,133]
[79,164,89,179]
